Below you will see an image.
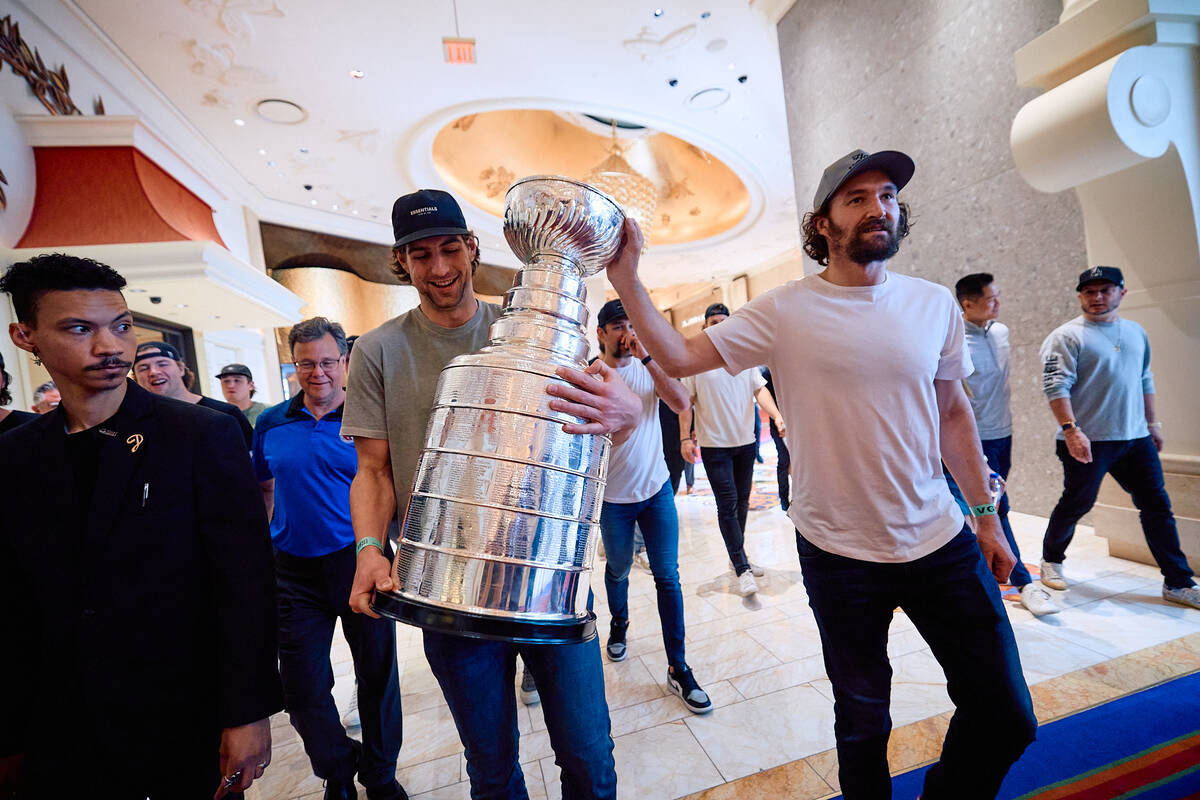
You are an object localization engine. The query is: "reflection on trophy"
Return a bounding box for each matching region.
[371,175,626,643]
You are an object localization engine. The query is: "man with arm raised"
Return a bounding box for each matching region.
[603,150,1037,800]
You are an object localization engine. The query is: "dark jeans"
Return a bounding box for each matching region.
[943,435,1031,587]
[1043,435,1194,589]
[769,418,790,511]
[600,480,687,668]
[276,544,403,788]
[702,442,756,575]
[424,629,616,800]
[796,526,1036,799]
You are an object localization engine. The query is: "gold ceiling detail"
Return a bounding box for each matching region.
[584,121,658,244]
[432,109,750,246]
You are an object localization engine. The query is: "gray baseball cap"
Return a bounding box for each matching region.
[812,149,915,212]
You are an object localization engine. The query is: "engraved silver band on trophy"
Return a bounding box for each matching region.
[371,175,626,643]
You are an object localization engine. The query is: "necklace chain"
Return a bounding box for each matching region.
[1094,320,1122,352]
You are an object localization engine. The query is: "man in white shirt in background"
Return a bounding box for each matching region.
[593,299,712,714]
[948,273,1057,615]
[680,302,786,598]
[1039,266,1198,609]
[602,148,1037,799]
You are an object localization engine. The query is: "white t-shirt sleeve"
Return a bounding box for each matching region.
[934,289,973,381]
[704,291,778,376]
[751,368,767,391]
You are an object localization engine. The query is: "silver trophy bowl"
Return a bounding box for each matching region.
[372,176,625,643]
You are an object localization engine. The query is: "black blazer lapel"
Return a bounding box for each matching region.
[31,410,81,540]
[83,384,156,551]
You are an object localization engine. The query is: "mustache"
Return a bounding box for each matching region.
[858,219,891,233]
[86,357,132,371]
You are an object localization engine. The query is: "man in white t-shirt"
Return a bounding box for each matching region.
[680,303,786,597]
[594,299,712,714]
[600,149,1036,800]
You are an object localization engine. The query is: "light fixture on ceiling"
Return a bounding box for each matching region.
[688,87,729,110]
[310,199,318,205]
[233,118,245,126]
[443,0,476,63]
[331,204,339,210]
[255,98,308,125]
[653,8,664,17]
[352,209,359,215]
[298,146,309,154]
[175,303,188,309]
[584,120,658,246]
[701,11,711,18]
[257,147,267,155]
[349,69,364,79]
[266,160,276,167]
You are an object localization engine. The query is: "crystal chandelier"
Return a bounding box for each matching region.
[584,121,658,246]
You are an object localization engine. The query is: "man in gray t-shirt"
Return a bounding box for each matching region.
[342,189,637,799]
[1038,266,1197,609]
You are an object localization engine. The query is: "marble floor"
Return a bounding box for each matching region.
[250,446,1200,800]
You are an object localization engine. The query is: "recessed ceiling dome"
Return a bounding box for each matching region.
[431,109,750,246]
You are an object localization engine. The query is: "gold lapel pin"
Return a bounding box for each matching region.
[126,434,144,453]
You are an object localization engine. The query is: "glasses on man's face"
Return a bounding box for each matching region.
[294,358,342,374]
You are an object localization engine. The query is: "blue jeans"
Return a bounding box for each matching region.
[1043,435,1194,589]
[276,544,403,787]
[423,629,616,799]
[600,480,687,668]
[796,526,1036,799]
[701,442,756,574]
[943,435,1032,587]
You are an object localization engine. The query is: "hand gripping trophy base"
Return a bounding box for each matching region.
[371,176,626,644]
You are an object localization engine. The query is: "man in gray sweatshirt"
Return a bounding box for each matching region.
[952,273,1058,615]
[1038,266,1197,609]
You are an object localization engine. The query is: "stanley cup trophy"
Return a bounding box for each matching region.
[370,175,626,643]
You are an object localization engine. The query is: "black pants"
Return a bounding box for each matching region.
[769,418,790,510]
[1042,435,1194,589]
[797,527,1036,799]
[659,400,688,494]
[701,442,756,574]
[276,544,404,788]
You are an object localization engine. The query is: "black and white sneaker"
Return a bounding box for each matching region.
[667,666,712,714]
[606,619,628,662]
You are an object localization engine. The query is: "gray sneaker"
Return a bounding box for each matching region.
[519,668,540,706]
[1163,585,1200,610]
[1040,560,1068,591]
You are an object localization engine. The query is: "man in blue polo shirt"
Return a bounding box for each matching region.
[254,317,406,800]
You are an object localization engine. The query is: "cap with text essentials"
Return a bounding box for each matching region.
[391,189,470,248]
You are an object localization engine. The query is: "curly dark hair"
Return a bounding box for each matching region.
[0,351,11,407]
[0,253,126,324]
[389,233,480,284]
[801,203,912,266]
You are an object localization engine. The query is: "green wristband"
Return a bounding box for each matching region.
[355,536,385,555]
[971,503,998,517]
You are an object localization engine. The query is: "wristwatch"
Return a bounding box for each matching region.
[1061,420,1079,432]
[641,354,653,365]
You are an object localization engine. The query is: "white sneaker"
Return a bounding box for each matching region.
[730,562,765,577]
[737,570,759,596]
[341,689,360,730]
[1019,583,1060,616]
[1162,585,1200,610]
[1040,561,1068,591]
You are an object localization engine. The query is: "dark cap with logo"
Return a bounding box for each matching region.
[1076,266,1124,291]
[215,363,253,380]
[704,302,731,319]
[812,149,915,212]
[392,189,470,248]
[135,341,184,364]
[597,299,628,328]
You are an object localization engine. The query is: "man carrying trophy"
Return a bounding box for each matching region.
[344,188,638,799]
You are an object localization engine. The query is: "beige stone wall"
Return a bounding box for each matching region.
[777,0,1090,515]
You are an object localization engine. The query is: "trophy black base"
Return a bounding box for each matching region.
[372,591,597,644]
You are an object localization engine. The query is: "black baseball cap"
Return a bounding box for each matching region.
[392,189,470,248]
[597,299,628,328]
[704,302,730,319]
[1076,266,1124,291]
[813,149,915,212]
[215,363,253,380]
[135,341,183,364]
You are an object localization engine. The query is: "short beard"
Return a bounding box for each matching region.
[831,219,902,265]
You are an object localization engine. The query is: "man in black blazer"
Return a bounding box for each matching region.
[0,254,283,798]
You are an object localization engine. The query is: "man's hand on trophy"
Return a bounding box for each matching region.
[548,360,640,444]
[604,218,644,288]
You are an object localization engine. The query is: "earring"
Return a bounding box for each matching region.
[32,350,42,366]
